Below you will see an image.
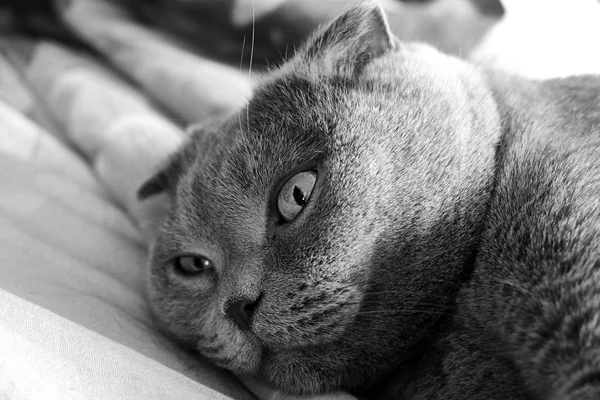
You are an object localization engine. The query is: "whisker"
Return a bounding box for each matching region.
[245,0,256,135]
[248,0,256,82]
[337,336,411,353]
[238,34,247,135]
[240,34,247,72]
[354,309,455,317]
[349,301,453,310]
[363,289,456,296]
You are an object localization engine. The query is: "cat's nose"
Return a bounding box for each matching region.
[225,295,261,330]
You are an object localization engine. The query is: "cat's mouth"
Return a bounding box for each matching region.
[195,327,263,376]
[191,281,365,380]
[197,305,353,377]
[194,328,288,377]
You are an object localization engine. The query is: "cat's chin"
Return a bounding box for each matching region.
[200,331,347,395]
[256,347,345,396]
[196,329,264,377]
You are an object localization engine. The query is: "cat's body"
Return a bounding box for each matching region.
[381,74,600,400]
[138,2,600,399]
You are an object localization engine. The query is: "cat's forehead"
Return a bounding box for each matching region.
[185,77,333,184]
[179,50,468,208]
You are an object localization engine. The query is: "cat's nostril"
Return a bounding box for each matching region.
[225,296,260,330]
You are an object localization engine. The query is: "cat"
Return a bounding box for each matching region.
[137,1,600,399]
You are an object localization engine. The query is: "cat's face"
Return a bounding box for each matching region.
[139,1,502,395]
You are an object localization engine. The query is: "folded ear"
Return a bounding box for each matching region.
[300,0,398,77]
[137,124,223,200]
[137,153,183,200]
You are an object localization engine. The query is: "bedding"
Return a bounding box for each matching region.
[0,0,598,399]
[0,45,252,400]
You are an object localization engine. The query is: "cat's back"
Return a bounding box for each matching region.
[462,73,600,399]
[485,73,600,274]
[375,72,600,400]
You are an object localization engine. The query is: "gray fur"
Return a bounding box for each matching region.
[139,2,600,398]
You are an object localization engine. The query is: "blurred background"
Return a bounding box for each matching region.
[1,0,504,70]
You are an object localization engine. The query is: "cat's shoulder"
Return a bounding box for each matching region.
[480,71,600,275]
[487,72,600,139]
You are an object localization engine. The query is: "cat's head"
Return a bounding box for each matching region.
[138,1,502,395]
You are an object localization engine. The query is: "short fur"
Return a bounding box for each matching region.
[139,2,600,398]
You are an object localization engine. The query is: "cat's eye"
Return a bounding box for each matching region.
[173,255,213,276]
[277,170,317,222]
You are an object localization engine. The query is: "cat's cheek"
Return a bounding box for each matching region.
[250,287,364,349]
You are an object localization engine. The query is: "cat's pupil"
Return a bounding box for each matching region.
[293,186,306,206]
